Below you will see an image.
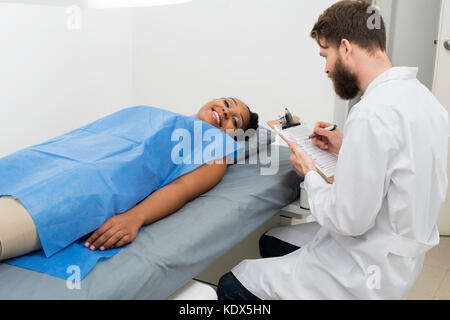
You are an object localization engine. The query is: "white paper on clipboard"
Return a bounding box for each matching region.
[274,123,338,178]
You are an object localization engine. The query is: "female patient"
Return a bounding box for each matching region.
[0,98,259,261]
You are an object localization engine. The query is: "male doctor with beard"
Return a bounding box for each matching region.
[217,0,448,300]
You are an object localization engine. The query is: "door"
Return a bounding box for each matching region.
[434,0,450,235]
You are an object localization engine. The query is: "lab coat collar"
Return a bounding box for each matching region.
[362,67,418,99]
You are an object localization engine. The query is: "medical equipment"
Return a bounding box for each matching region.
[299,182,310,210]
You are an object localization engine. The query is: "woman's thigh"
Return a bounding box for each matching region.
[0,196,41,261]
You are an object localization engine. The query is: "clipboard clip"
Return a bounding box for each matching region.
[278,108,301,130]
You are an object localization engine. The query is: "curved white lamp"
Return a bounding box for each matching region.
[0,0,192,8]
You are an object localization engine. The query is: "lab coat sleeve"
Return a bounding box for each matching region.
[304,115,397,237]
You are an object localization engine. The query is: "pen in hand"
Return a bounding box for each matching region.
[308,125,337,139]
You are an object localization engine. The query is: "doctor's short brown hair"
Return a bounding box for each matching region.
[310,0,387,52]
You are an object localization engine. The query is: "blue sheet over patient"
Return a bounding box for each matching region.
[0,106,242,279]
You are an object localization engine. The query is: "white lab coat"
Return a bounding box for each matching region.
[232,67,449,300]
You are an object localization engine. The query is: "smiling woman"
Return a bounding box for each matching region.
[195,97,259,132]
[0,101,256,279]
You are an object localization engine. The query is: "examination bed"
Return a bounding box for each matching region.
[0,146,300,299]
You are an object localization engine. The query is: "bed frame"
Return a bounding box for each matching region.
[169,192,316,299]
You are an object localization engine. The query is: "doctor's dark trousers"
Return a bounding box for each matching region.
[217,233,301,300]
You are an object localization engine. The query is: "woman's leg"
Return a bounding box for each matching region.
[0,196,41,261]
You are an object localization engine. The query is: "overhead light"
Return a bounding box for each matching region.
[0,0,192,8]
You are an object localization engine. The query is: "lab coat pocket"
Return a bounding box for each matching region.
[314,237,359,277]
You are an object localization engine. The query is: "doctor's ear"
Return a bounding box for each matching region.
[339,39,353,58]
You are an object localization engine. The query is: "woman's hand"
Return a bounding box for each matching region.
[84,209,143,251]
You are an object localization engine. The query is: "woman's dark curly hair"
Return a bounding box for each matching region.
[245,106,259,131]
[234,99,259,142]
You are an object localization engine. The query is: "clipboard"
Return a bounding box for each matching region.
[267,116,335,184]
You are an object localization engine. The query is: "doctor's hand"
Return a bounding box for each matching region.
[312,121,343,155]
[288,141,317,179]
[84,209,143,251]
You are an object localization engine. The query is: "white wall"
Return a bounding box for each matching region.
[132,0,337,127]
[0,4,133,157]
[0,0,338,157]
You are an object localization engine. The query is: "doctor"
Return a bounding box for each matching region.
[217,0,448,300]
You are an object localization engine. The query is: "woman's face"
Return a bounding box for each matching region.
[196,98,250,132]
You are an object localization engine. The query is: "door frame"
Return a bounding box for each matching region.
[433,0,447,92]
[433,0,450,235]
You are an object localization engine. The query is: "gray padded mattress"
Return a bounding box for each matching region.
[0,146,300,299]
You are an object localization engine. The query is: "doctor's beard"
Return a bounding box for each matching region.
[330,58,361,100]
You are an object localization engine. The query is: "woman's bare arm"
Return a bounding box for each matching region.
[85,158,228,251]
[133,158,227,226]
